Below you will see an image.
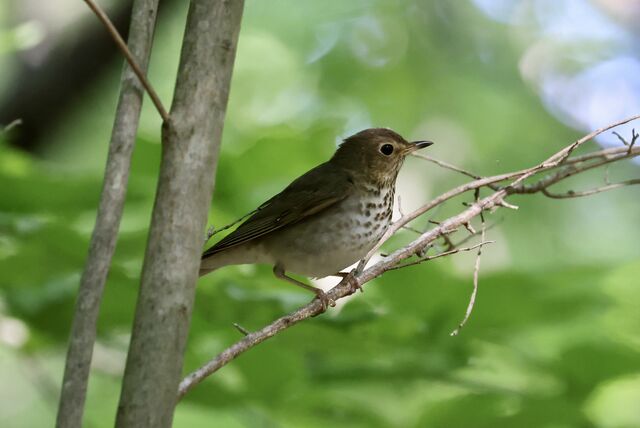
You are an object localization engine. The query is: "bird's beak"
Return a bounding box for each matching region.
[406,140,434,153]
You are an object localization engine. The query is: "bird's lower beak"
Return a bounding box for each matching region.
[407,140,434,153]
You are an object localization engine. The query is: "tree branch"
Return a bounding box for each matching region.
[541,178,640,199]
[178,115,640,398]
[411,152,483,180]
[83,0,169,122]
[451,194,486,337]
[56,1,160,427]
[386,240,494,271]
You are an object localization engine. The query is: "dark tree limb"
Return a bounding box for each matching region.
[56,1,160,427]
[115,1,244,426]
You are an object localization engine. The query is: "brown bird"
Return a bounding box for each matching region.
[200,128,433,309]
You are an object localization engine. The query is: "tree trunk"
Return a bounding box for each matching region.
[115,1,244,426]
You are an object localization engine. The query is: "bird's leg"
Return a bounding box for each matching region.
[273,265,335,311]
[332,271,363,294]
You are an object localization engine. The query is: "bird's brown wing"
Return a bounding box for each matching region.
[202,162,353,258]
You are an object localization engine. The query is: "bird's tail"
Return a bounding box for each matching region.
[199,254,222,277]
[199,243,268,277]
[199,246,245,277]
[198,259,220,276]
[198,267,216,277]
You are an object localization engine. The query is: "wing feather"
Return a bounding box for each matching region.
[202,162,352,258]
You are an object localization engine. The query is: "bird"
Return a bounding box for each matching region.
[200,128,433,310]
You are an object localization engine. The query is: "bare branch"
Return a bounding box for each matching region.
[83,0,169,122]
[510,148,640,197]
[396,194,406,217]
[451,199,486,336]
[232,323,250,336]
[542,179,640,199]
[441,233,456,251]
[452,218,502,248]
[629,129,638,154]
[178,113,640,399]
[612,129,638,154]
[387,240,494,271]
[612,131,628,146]
[205,208,258,243]
[401,225,424,235]
[1,118,22,134]
[562,144,638,165]
[496,199,519,210]
[412,152,484,180]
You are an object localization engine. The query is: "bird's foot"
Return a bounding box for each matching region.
[314,289,335,313]
[334,271,363,294]
[273,265,335,313]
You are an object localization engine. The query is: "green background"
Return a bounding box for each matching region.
[1,1,639,427]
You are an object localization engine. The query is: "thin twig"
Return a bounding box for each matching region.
[562,144,638,165]
[412,152,483,180]
[1,118,23,134]
[441,233,456,251]
[232,323,250,336]
[612,129,638,153]
[542,179,640,199]
[397,195,406,217]
[401,225,424,235]
[396,196,427,234]
[387,240,494,271]
[451,191,486,336]
[496,199,519,210]
[205,209,258,243]
[452,218,502,248]
[463,222,476,235]
[511,147,640,196]
[612,131,629,146]
[83,0,169,122]
[629,129,638,154]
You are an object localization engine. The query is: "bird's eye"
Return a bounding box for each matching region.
[380,144,394,156]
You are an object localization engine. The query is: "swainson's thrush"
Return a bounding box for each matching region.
[200,128,433,309]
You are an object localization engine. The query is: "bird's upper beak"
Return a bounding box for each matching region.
[406,140,434,153]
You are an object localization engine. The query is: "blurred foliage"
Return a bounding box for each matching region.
[1,0,640,427]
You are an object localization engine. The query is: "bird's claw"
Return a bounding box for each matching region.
[350,279,363,294]
[345,272,363,294]
[315,290,335,313]
[334,271,363,294]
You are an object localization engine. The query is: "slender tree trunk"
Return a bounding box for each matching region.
[115,1,244,426]
[56,1,159,427]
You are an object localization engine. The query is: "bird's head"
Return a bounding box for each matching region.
[332,128,433,184]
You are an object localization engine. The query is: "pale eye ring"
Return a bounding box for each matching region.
[380,144,394,156]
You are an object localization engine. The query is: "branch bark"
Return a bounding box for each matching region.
[178,115,640,398]
[115,1,244,426]
[56,1,159,427]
